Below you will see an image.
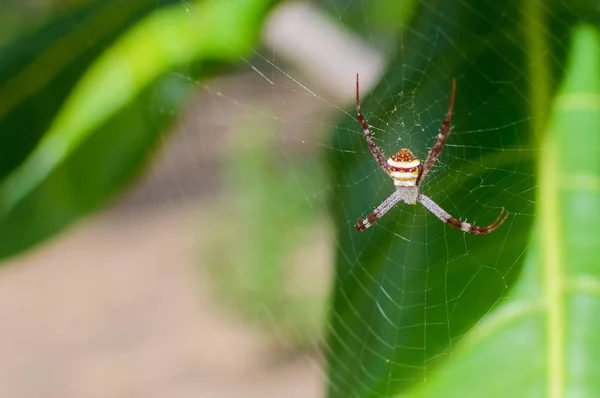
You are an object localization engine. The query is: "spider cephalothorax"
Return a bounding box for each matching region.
[354,75,508,235]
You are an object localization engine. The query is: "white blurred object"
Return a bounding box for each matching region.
[262,2,384,104]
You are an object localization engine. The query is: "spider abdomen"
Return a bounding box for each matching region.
[387,149,422,189]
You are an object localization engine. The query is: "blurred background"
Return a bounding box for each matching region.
[0,0,367,396]
[2,0,600,397]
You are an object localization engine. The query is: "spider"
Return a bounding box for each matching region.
[354,74,508,235]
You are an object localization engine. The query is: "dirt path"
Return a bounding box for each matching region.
[0,204,323,398]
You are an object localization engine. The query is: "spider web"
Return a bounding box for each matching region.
[163,1,575,397]
[315,2,538,395]
[4,0,581,396]
[208,1,581,397]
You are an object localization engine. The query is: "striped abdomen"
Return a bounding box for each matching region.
[387,149,422,188]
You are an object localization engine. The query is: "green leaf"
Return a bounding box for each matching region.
[407,23,600,398]
[325,1,584,396]
[0,0,179,180]
[0,0,272,259]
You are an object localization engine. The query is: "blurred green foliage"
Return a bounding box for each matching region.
[0,0,272,259]
[320,0,416,48]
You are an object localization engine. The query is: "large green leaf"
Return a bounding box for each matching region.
[409,24,600,398]
[325,1,586,396]
[0,0,272,259]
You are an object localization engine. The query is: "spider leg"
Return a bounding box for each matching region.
[355,190,403,232]
[416,79,456,187]
[356,74,391,175]
[417,192,508,235]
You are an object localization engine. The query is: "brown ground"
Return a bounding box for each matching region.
[0,203,324,398]
[0,73,331,397]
